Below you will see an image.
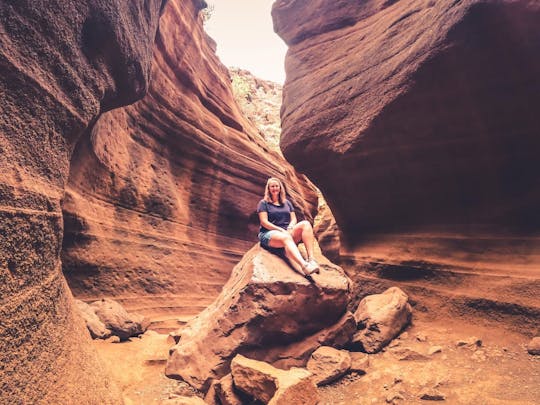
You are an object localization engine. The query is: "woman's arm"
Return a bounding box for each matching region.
[287,212,298,231]
[259,211,287,232]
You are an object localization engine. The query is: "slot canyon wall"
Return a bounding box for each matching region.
[273,0,540,331]
[61,0,317,331]
[0,0,317,401]
[0,0,166,402]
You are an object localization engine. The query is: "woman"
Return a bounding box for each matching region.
[257,177,320,276]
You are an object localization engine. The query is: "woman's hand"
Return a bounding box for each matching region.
[288,212,298,232]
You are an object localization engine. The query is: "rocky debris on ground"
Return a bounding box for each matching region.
[386,389,405,404]
[352,287,412,353]
[526,337,540,355]
[391,347,429,362]
[166,244,351,391]
[428,346,443,356]
[471,349,487,362]
[230,354,319,405]
[306,346,352,386]
[77,298,148,340]
[456,337,482,348]
[419,389,446,401]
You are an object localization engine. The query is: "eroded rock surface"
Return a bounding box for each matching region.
[61,0,317,330]
[0,0,164,402]
[166,244,351,391]
[274,0,540,331]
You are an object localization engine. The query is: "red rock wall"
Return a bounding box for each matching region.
[274,0,540,329]
[0,0,166,402]
[61,0,318,330]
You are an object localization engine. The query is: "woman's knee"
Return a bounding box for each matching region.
[299,220,313,231]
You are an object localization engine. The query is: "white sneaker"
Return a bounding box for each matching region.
[303,259,319,275]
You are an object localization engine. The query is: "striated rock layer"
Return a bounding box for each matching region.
[0,0,165,402]
[62,0,317,331]
[274,0,540,331]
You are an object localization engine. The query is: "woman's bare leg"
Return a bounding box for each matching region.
[290,220,316,260]
[268,232,309,274]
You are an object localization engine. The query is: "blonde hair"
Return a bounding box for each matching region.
[264,177,287,204]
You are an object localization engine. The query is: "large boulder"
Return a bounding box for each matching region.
[75,299,111,339]
[0,0,164,402]
[352,287,412,353]
[166,244,351,391]
[274,0,540,329]
[90,298,148,340]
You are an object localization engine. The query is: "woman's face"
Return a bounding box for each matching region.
[268,181,281,196]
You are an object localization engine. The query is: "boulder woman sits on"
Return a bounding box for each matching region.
[257,177,320,277]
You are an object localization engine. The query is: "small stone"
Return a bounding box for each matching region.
[386,391,404,403]
[456,337,482,348]
[389,340,401,348]
[428,346,442,355]
[399,332,409,340]
[420,389,446,401]
[416,333,428,342]
[526,337,540,355]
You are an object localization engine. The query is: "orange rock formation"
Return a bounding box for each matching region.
[0,0,166,402]
[274,0,540,331]
[61,0,317,331]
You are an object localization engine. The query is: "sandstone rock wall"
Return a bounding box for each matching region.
[0,0,165,402]
[274,0,540,330]
[62,0,318,330]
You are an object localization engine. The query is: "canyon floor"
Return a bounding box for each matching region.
[94,310,539,405]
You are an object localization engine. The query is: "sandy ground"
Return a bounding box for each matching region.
[94,313,539,405]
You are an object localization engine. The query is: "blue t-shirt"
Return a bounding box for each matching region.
[257,199,295,232]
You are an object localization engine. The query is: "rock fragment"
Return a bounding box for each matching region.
[306,346,351,386]
[352,287,412,353]
[526,337,540,355]
[230,355,319,405]
[428,346,443,356]
[456,337,482,348]
[419,389,446,401]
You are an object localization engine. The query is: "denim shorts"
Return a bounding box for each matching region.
[258,230,281,248]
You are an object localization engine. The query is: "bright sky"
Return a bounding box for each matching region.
[204,0,287,84]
